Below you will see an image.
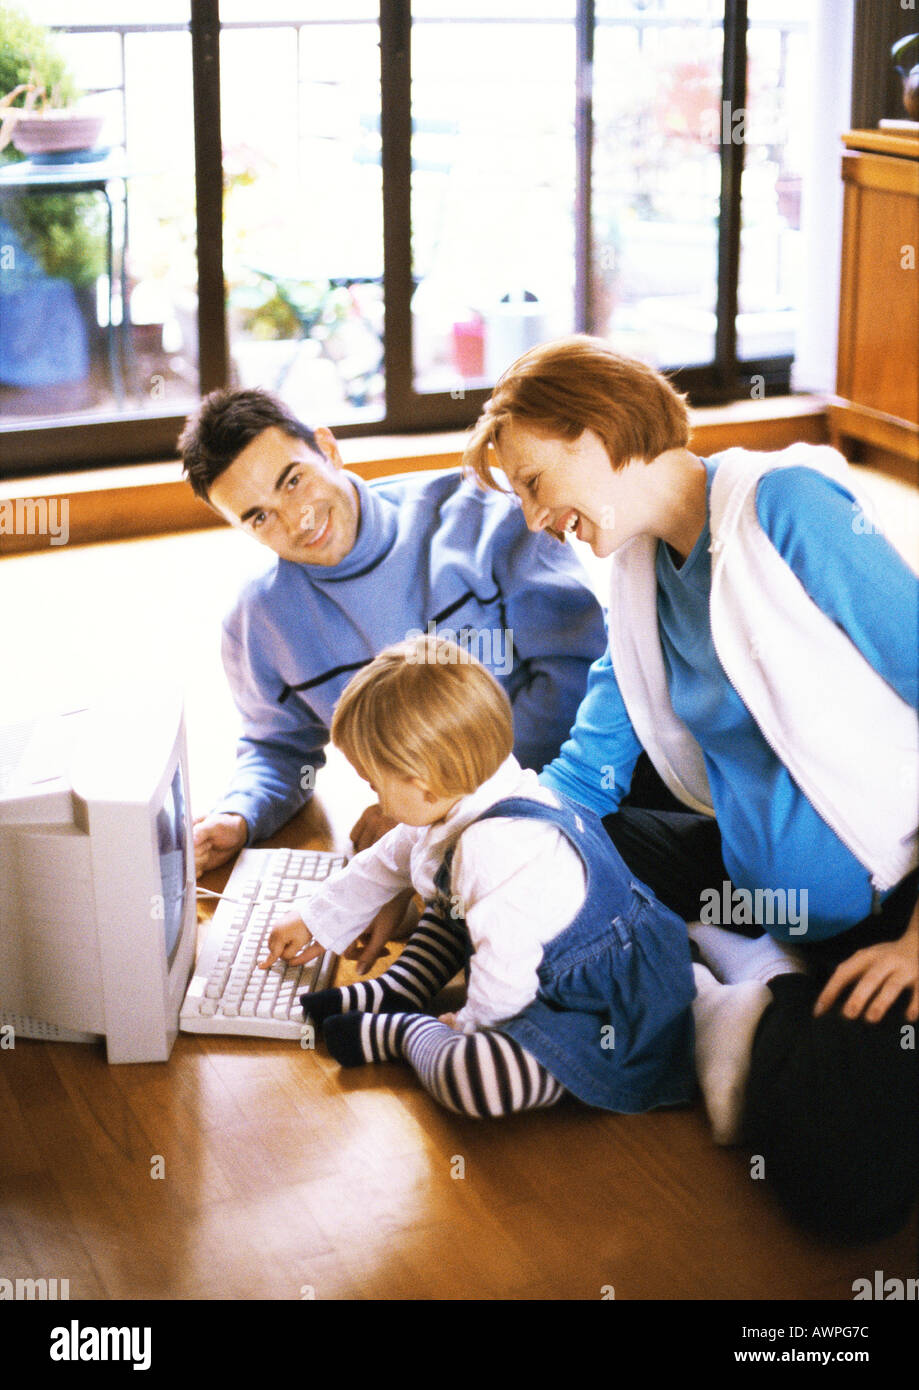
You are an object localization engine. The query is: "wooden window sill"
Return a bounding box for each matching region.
[1,395,829,554]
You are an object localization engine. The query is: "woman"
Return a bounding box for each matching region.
[463,335,919,1242]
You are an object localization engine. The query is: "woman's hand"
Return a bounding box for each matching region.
[813,908,919,1023]
[350,802,398,853]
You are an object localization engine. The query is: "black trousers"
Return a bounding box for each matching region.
[603,785,919,1244]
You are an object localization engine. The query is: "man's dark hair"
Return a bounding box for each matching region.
[178,387,321,501]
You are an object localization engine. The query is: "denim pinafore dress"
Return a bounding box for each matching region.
[435,794,697,1113]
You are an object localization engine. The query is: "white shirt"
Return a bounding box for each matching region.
[297,756,586,1031]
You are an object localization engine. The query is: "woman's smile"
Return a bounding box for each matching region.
[494,417,706,561]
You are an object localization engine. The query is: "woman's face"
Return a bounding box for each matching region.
[495,419,641,558]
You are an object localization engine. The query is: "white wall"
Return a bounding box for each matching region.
[791,0,855,394]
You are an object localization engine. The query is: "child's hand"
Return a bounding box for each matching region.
[814,913,919,1023]
[343,887,419,975]
[259,911,324,971]
[438,1012,459,1029]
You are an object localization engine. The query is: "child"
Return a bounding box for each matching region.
[260,635,697,1120]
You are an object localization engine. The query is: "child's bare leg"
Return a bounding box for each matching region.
[301,907,465,1028]
[323,1011,564,1117]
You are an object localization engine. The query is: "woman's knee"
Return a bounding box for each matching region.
[743,975,918,1241]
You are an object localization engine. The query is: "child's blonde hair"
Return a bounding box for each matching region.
[462,334,690,489]
[331,636,514,797]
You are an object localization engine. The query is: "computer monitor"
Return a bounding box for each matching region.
[0,689,197,1063]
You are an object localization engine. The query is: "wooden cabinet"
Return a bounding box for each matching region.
[829,129,919,481]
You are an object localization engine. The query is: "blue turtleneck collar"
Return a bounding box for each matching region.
[303,471,399,582]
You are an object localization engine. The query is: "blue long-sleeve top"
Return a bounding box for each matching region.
[541,461,919,938]
[217,467,608,842]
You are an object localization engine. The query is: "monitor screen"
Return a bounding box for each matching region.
[156,760,188,969]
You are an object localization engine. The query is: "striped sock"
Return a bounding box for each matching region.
[323,1010,414,1066]
[323,1011,565,1117]
[301,910,466,1028]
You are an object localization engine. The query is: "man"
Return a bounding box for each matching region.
[180,388,608,948]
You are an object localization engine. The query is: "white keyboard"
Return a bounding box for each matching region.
[180,846,347,1040]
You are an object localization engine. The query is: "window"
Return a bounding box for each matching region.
[220,5,386,424]
[0,0,819,474]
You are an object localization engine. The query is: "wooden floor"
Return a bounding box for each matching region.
[1,476,918,1303]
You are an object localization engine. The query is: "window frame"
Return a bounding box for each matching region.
[1,0,805,475]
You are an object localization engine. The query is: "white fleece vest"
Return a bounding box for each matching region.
[607,444,919,892]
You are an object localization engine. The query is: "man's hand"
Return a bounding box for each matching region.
[259,910,324,971]
[343,887,420,975]
[814,909,919,1023]
[350,802,398,853]
[194,812,248,876]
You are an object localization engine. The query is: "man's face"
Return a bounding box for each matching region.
[208,425,360,566]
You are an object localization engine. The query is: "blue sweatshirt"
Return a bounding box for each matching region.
[217,467,608,841]
[541,462,919,938]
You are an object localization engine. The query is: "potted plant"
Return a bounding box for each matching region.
[0,82,104,158]
[0,4,106,393]
[892,34,919,121]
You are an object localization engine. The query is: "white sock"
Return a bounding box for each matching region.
[691,962,772,1146]
[688,922,807,985]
